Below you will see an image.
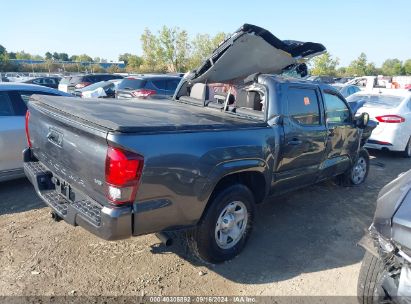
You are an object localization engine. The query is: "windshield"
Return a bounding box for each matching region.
[117,78,147,90]
[346,94,405,109]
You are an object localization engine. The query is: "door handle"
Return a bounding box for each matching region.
[288,139,303,145]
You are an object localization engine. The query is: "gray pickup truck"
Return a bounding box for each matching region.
[23,24,372,263]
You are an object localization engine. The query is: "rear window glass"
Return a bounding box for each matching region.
[346,94,404,109]
[151,79,166,90]
[287,87,320,125]
[166,79,181,91]
[118,78,147,90]
[0,92,14,116]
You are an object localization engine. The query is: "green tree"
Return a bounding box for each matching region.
[32,55,43,60]
[15,51,31,60]
[404,59,411,75]
[119,53,143,72]
[8,52,16,59]
[76,54,93,62]
[140,26,190,72]
[188,32,227,70]
[59,53,69,61]
[140,28,164,72]
[0,45,5,57]
[381,59,403,76]
[346,53,369,76]
[45,52,52,60]
[52,52,60,61]
[310,52,339,76]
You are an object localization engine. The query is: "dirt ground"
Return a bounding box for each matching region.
[0,150,410,298]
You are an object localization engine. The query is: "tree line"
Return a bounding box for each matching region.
[310,52,411,77]
[1,26,411,76]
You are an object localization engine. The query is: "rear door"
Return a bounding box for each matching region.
[322,90,359,175]
[274,85,327,191]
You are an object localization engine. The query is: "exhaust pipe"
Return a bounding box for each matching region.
[155,232,173,246]
[51,211,62,222]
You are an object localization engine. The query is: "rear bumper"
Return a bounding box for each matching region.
[23,148,132,240]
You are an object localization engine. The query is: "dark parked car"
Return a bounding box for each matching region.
[24,77,61,89]
[58,74,123,93]
[358,169,411,303]
[116,75,182,99]
[23,24,373,263]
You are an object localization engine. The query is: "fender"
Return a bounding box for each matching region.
[199,158,270,203]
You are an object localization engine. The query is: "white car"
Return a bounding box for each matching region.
[347,90,411,157]
[0,83,72,182]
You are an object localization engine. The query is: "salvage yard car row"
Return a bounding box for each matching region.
[1,23,411,302]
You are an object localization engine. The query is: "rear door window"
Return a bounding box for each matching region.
[166,79,181,92]
[8,91,27,115]
[287,87,320,125]
[0,92,14,116]
[151,79,167,90]
[117,78,147,90]
[324,92,351,124]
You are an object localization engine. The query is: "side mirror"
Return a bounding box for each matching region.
[355,112,369,129]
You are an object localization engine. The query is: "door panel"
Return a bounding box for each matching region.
[273,85,327,193]
[323,91,359,176]
[0,116,25,171]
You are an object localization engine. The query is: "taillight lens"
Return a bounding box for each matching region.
[105,147,144,204]
[131,89,156,98]
[375,115,405,123]
[75,82,91,89]
[25,110,32,148]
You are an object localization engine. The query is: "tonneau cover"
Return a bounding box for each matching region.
[30,95,264,133]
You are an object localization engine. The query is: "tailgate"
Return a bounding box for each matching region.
[28,97,109,205]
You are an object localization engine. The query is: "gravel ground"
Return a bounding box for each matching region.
[0,150,410,298]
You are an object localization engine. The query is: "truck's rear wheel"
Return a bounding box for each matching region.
[357,251,385,304]
[187,184,255,264]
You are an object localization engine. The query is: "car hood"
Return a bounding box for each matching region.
[373,169,411,250]
[186,24,326,84]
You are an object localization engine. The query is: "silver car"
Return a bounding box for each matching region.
[0,83,72,182]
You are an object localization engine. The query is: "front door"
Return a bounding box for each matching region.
[322,91,360,176]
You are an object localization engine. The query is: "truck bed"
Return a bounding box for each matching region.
[30,95,264,133]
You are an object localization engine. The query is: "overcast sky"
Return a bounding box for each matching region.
[1,0,410,66]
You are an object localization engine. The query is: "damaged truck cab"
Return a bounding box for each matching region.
[24,24,372,263]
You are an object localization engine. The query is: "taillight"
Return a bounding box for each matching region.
[131,89,156,98]
[105,146,144,205]
[75,82,91,89]
[25,110,32,148]
[375,115,405,123]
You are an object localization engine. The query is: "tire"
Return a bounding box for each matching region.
[357,251,385,304]
[402,137,411,158]
[341,148,370,186]
[187,184,255,264]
